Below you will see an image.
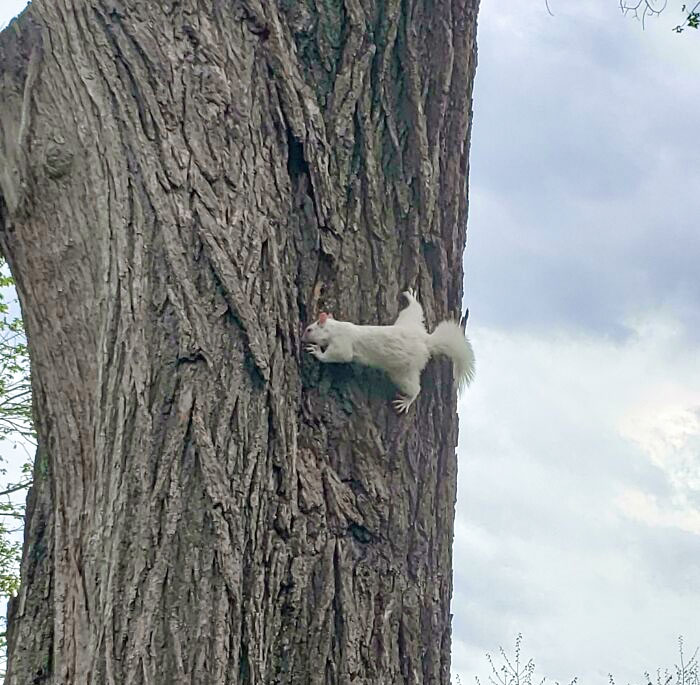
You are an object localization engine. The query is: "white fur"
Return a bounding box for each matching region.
[302,289,475,413]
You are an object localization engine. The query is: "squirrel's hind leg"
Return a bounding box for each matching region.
[392,395,416,414]
[394,288,425,330]
[391,370,421,414]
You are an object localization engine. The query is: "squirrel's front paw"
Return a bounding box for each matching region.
[305,344,322,359]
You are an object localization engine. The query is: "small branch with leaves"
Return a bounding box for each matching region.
[673,2,700,31]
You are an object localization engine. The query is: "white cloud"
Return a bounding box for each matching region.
[617,490,700,535]
[457,10,700,679]
[621,403,700,484]
[453,314,700,682]
[618,400,700,534]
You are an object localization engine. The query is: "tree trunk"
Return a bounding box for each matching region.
[0,1,478,683]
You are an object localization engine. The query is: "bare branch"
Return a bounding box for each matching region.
[620,0,669,28]
[0,481,31,497]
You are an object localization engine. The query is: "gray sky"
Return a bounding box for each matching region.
[456,1,700,682]
[1,1,699,683]
[0,1,27,30]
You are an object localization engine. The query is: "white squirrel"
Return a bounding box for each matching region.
[301,289,475,413]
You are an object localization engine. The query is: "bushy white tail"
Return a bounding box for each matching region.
[427,321,475,391]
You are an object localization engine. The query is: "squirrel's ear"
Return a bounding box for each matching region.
[319,312,329,325]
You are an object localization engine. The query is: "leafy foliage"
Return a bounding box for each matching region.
[617,0,700,30]
[0,260,33,675]
[543,1,698,32]
[460,635,699,685]
[0,274,33,444]
[471,634,578,685]
[674,2,700,31]
[610,637,700,685]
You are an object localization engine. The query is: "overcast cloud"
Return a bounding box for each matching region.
[467,2,700,339]
[456,1,700,682]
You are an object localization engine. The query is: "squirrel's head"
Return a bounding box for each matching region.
[302,312,334,344]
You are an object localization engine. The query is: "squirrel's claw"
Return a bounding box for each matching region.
[393,396,412,414]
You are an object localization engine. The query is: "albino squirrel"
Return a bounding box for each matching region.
[301,289,475,413]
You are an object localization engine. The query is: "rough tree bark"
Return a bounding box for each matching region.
[0,1,478,683]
